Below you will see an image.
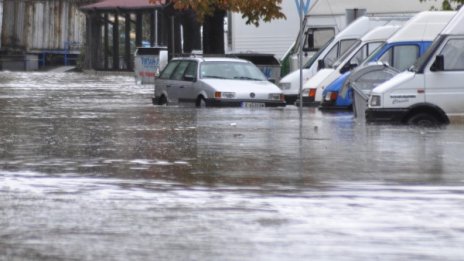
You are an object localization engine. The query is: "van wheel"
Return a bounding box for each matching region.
[158,95,167,105]
[196,96,207,108]
[407,113,439,127]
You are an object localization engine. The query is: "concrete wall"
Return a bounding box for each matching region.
[1,0,92,52]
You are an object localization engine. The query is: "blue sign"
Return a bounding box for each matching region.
[294,0,311,17]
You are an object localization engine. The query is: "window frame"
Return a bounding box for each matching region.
[378,44,420,71]
[438,37,464,72]
[159,60,181,79]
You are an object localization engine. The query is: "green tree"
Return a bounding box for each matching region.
[420,0,464,10]
[150,0,285,54]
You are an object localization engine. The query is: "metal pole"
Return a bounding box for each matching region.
[155,10,159,46]
[298,0,304,110]
[171,16,175,56]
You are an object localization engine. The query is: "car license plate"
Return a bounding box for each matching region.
[241,102,265,108]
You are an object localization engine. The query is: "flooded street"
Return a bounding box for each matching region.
[1,71,464,261]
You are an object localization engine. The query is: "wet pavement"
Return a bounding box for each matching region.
[1,71,464,260]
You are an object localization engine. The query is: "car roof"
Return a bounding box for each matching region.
[386,11,456,43]
[171,56,250,63]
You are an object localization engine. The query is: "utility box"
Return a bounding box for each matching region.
[230,53,281,83]
[134,47,168,84]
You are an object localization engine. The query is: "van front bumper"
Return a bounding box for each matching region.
[294,96,320,107]
[319,101,352,111]
[283,94,298,105]
[365,108,408,123]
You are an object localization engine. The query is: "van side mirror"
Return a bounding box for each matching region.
[340,62,358,74]
[430,55,445,72]
[317,60,325,70]
[303,33,315,52]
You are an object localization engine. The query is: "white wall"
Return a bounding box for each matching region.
[227,0,444,60]
[228,1,300,59]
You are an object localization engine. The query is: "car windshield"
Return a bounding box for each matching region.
[200,61,267,81]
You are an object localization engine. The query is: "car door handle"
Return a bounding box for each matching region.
[166,85,172,88]
[179,86,185,89]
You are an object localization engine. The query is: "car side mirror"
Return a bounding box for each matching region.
[183,74,196,82]
[317,60,325,70]
[430,55,445,72]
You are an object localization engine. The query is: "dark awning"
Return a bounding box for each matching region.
[81,0,166,11]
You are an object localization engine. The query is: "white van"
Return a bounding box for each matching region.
[284,0,440,73]
[278,0,441,105]
[298,25,401,106]
[367,7,464,125]
[279,16,407,104]
[300,11,456,106]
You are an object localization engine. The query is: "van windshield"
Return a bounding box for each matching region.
[410,35,446,73]
[332,40,362,68]
[361,42,387,67]
[303,37,334,69]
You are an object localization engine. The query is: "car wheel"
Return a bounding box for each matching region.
[158,95,167,105]
[407,113,439,127]
[196,96,207,108]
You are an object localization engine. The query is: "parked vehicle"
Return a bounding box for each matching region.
[366,7,464,126]
[279,16,405,105]
[304,25,402,109]
[283,0,439,73]
[302,11,456,107]
[277,0,438,105]
[152,57,286,108]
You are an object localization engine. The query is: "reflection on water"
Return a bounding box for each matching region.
[1,72,464,260]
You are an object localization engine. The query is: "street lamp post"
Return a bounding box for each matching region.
[295,0,311,110]
[298,0,304,110]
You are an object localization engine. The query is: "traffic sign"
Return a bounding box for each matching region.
[294,0,311,17]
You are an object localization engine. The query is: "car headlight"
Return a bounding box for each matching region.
[268,93,283,100]
[324,92,337,102]
[301,88,310,96]
[308,88,317,98]
[279,82,291,90]
[370,95,381,107]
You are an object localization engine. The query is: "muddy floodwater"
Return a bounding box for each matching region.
[1,71,464,261]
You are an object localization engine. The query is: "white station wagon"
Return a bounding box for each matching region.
[152,57,286,107]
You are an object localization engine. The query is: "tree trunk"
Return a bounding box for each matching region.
[203,9,226,55]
